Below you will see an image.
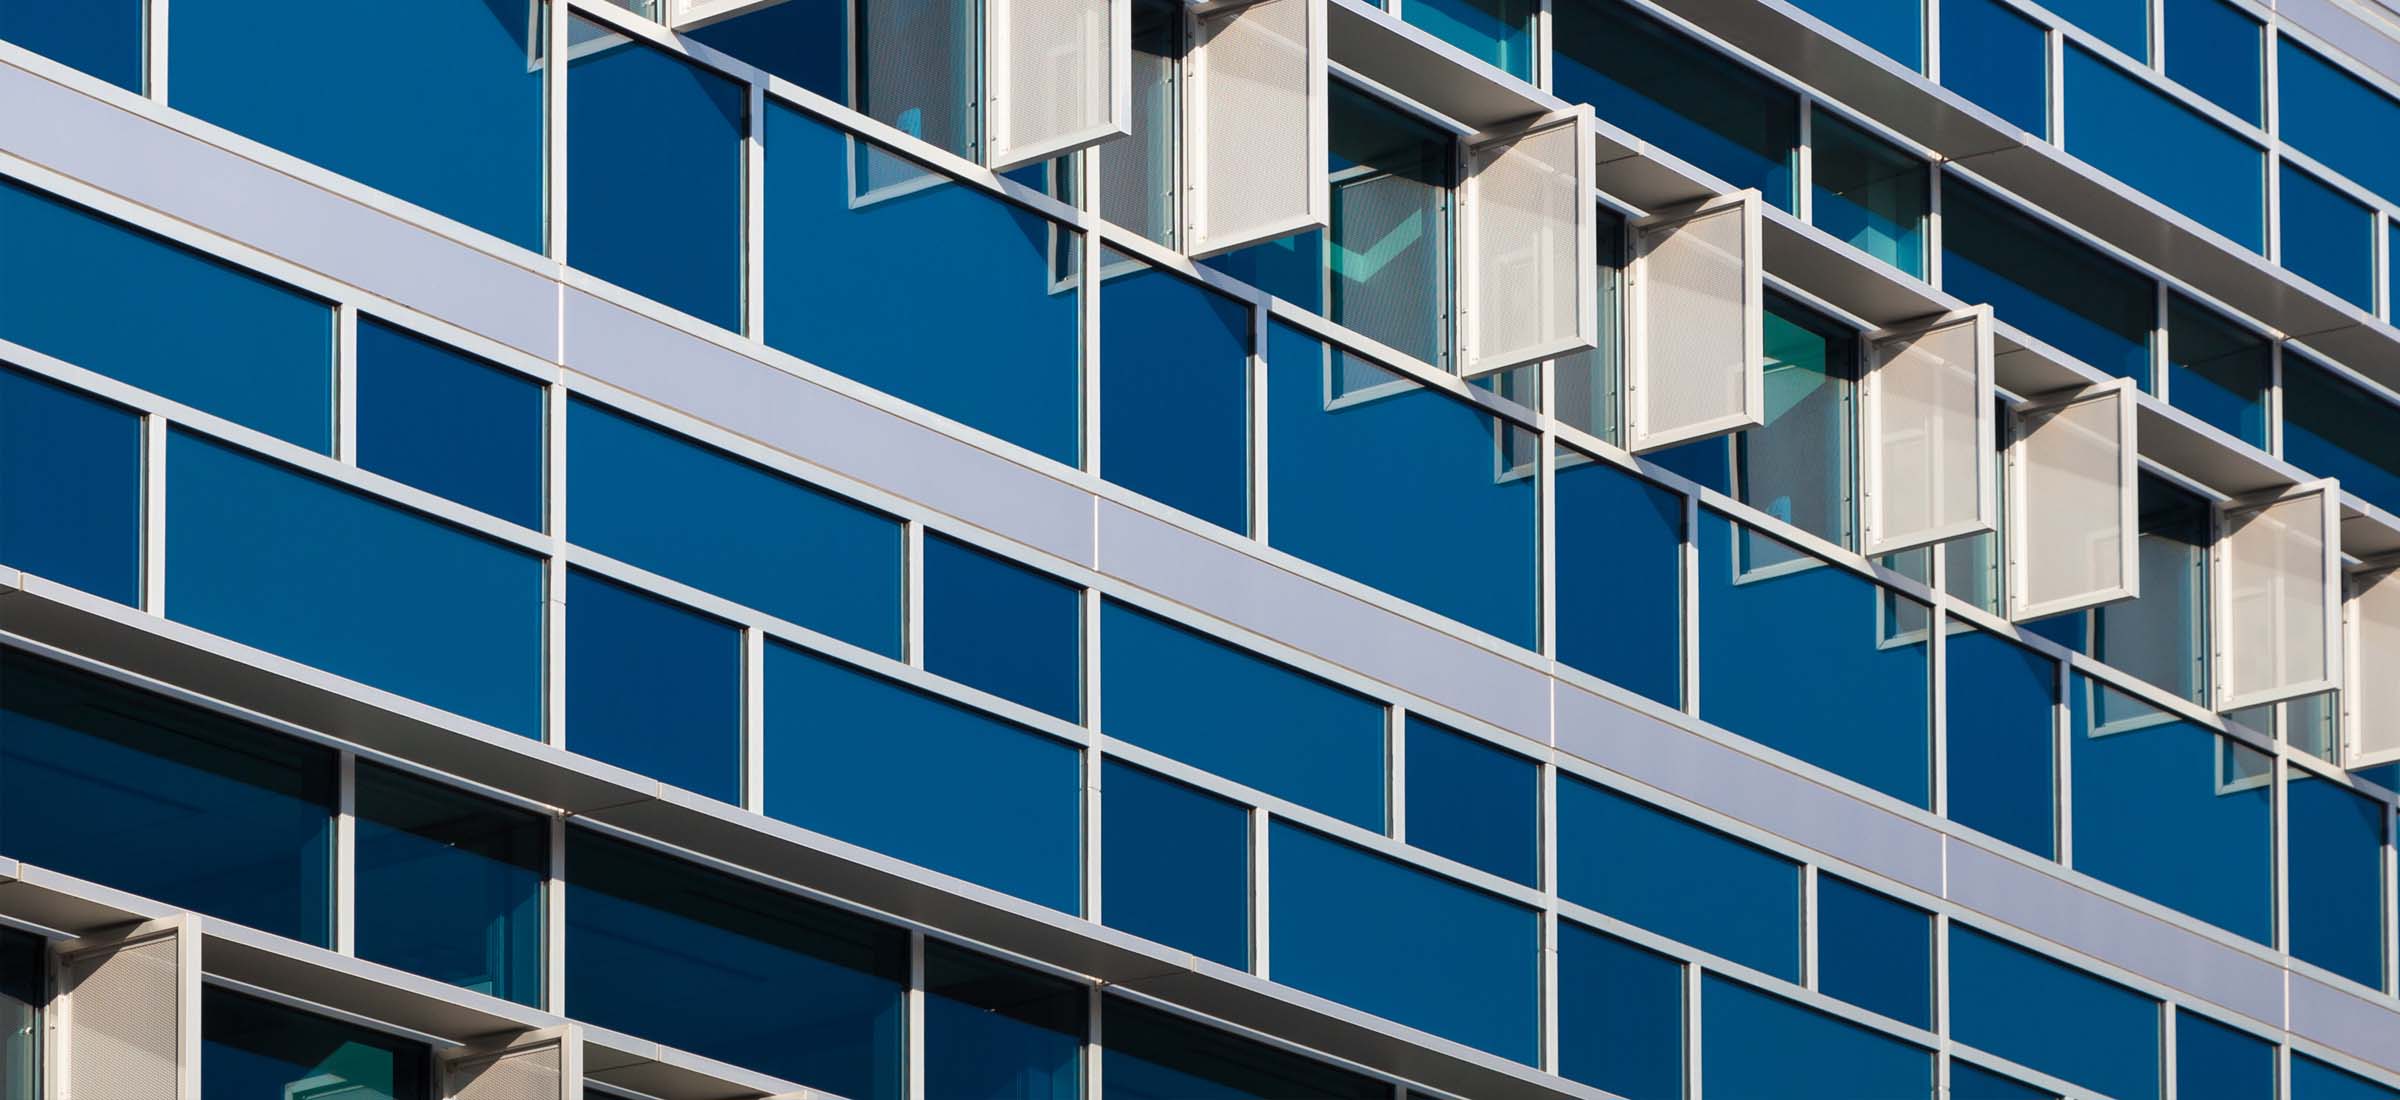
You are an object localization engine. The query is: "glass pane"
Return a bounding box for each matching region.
[1940,0,2048,135]
[354,762,545,1007]
[1555,0,1798,209]
[2050,0,2148,58]
[2294,1054,2400,1100]
[2289,768,2387,988]
[1951,1061,2056,1100]
[202,987,429,1100]
[1,2,140,90]
[1099,248,1251,533]
[1101,761,1249,967]
[2279,39,2400,203]
[1701,976,1932,1100]
[565,569,743,801]
[2064,46,2263,251]
[1097,0,1181,246]
[2176,1012,2277,1100]
[687,0,845,101]
[1941,179,2152,384]
[1553,207,1627,441]
[1404,717,1538,886]
[1817,876,1932,1028]
[564,829,908,1100]
[924,533,1082,722]
[1402,0,1534,79]
[1812,112,1928,277]
[1101,998,1387,1099]
[2165,0,2261,124]
[1558,775,1801,978]
[356,318,546,530]
[2164,292,2269,447]
[1950,924,2160,1100]
[1556,922,1682,1100]
[0,928,37,1100]
[924,942,1085,1100]
[0,366,141,604]
[2281,162,2376,310]
[1944,623,2058,859]
[170,0,545,250]
[2283,355,2400,516]
[1791,0,1922,69]
[1554,444,1684,708]
[1326,83,1453,367]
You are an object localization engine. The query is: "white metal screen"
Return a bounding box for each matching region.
[1626,192,1763,452]
[2007,380,2138,620]
[2347,565,2400,767]
[1459,109,1596,378]
[988,0,1128,169]
[1861,307,1994,554]
[52,916,199,1100]
[444,1027,579,1100]
[2214,482,2341,711]
[1184,0,1326,257]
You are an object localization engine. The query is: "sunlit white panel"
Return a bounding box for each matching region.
[445,1026,580,1100]
[1459,109,1596,378]
[2215,481,2340,711]
[1861,307,1995,554]
[52,916,199,1100]
[988,0,1129,169]
[2346,564,2400,767]
[1625,191,1762,452]
[2007,380,2138,620]
[1184,0,1327,256]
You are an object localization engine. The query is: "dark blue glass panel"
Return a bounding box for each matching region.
[565,829,908,1099]
[1103,999,1387,1100]
[0,1,141,90]
[1818,876,1932,1028]
[1201,231,1324,313]
[0,179,333,450]
[2281,162,2375,309]
[2289,770,2387,988]
[1556,922,1682,1100]
[2280,39,2400,203]
[355,318,545,529]
[0,366,140,603]
[1101,761,1249,968]
[568,16,745,330]
[1555,0,1798,208]
[2165,0,2261,123]
[202,987,428,1100]
[0,650,335,944]
[1554,445,1683,708]
[1099,249,1251,533]
[687,0,843,100]
[171,0,545,250]
[924,942,1084,1100]
[2164,293,2269,447]
[1269,824,1537,1061]
[1558,776,1801,978]
[1402,0,1533,78]
[1944,625,2058,858]
[566,570,742,801]
[566,397,904,655]
[2177,1012,2276,1100]
[764,103,1081,464]
[1100,599,1385,827]
[2065,46,2262,251]
[2049,0,2148,58]
[765,643,1082,912]
[1941,0,2048,134]
[1702,977,1931,1100]
[1950,925,2159,1100]
[168,431,543,735]
[355,762,545,1008]
[1404,717,1538,886]
[1942,179,2152,383]
[1791,0,1921,69]
[2284,355,2400,517]
[0,928,36,1100]
[1951,1062,2055,1100]
[1266,321,1539,647]
[2295,1055,2400,1100]
[924,533,1081,721]
[1812,112,1927,277]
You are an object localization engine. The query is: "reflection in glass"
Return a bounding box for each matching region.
[1327,83,1454,368]
[2164,293,2269,447]
[1103,998,1387,1099]
[924,533,1083,721]
[202,987,429,1100]
[1942,179,2153,383]
[0,2,142,91]
[356,764,545,1007]
[924,942,1085,1100]
[1555,0,1798,208]
[356,318,547,530]
[2177,1010,2278,1100]
[1403,0,1535,79]
[1811,112,1927,278]
[1816,876,1933,1028]
[2284,354,2400,517]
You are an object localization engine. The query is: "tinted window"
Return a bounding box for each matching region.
[2293,1054,2400,1100]
[2279,40,2400,203]
[2064,46,2262,251]
[686,0,843,101]
[355,318,545,529]
[1817,876,1932,1028]
[1944,624,2058,858]
[924,534,1082,722]
[2177,1011,2277,1100]
[1554,445,1684,708]
[1555,0,1798,208]
[1101,761,1249,968]
[1940,0,2048,135]
[202,987,429,1100]
[0,3,141,90]
[0,367,141,604]
[2051,0,2147,56]
[1702,977,1931,1100]
[1556,922,1683,1100]
[1941,179,2152,383]
[2165,0,2261,123]
[1950,924,2159,1100]
[355,763,545,1007]
[565,570,743,800]
[1951,1060,2057,1099]
[1558,776,1801,978]
[1099,249,1251,533]
[1324,84,1454,367]
[1403,0,1534,78]
[2283,355,2400,517]
[2281,162,2375,310]
[2288,769,2387,988]
[0,928,37,1100]
[1103,998,1388,1099]
[924,942,1085,1100]
[1404,717,1538,886]
[1812,112,1927,277]
[2164,293,2269,447]
[1791,0,1922,68]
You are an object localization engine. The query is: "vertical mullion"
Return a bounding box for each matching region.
[1249,302,1271,542]
[547,0,571,265]
[546,382,571,749]
[1083,585,1105,922]
[1388,706,1408,842]
[2047,28,2066,144]
[1801,863,1821,989]
[1683,960,1704,1098]
[2267,340,2284,458]
[1796,99,1815,226]
[146,0,169,102]
[1083,227,1104,476]
[336,752,358,956]
[1931,606,1950,818]
[2056,655,2075,867]
[745,81,768,342]
[907,520,928,667]
[1924,0,1942,83]
[908,930,928,1100]
[143,413,169,616]
[336,304,361,464]
[1682,494,1701,717]
[1251,806,1272,979]
[2161,1001,2180,1100]
[2152,279,2170,400]
[2273,756,2291,957]
[743,625,767,814]
[546,814,568,1013]
[1928,163,1945,289]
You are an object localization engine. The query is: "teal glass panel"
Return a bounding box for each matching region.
[1812,112,1927,277]
[202,987,428,1100]
[1555,0,1797,208]
[1099,248,1251,533]
[2294,1055,2400,1100]
[565,569,742,801]
[1553,444,1683,708]
[924,942,1084,1100]
[2279,39,2400,203]
[354,762,544,1008]
[1702,977,1931,1100]
[1942,179,2152,382]
[1791,0,1922,69]
[1102,999,1387,1099]
[0,366,140,604]
[2066,45,2262,250]
[1818,876,1932,1028]
[2281,162,2376,309]
[2166,0,2262,123]
[2289,769,2387,988]
[1402,0,1534,79]
[355,318,546,530]
[0,2,141,90]
[924,533,1081,721]
[2283,354,2400,516]
[1556,922,1682,1100]
[1951,924,2159,1100]
[1405,717,1538,886]
[1101,761,1249,967]
[2164,293,2269,447]
[1326,83,1453,366]
[2177,1012,2276,1100]
[1944,623,2058,858]
[1558,776,1801,978]
[1942,0,2048,135]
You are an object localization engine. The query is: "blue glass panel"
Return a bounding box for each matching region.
[1556,923,1682,1100]
[1951,925,2159,1099]
[924,533,1081,721]
[687,0,843,100]
[0,928,36,1100]
[924,942,1084,1100]
[355,762,545,1008]
[2283,355,2400,517]
[2295,1055,2400,1100]
[1702,977,1931,1100]
[1101,761,1249,968]
[763,103,1082,463]
[2065,47,2262,251]
[1818,876,1932,1028]
[1103,999,1387,1100]
[1404,717,1538,886]
[1812,112,1928,277]
[765,643,1082,912]
[1201,231,1324,313]
[1944,625,2058,858]
[1553,445,1683,708]
[202,987,428,1100]
[0,650,335,944]
[0,179,333,450]
[1401,0,1533,79]
[1942,179,2153,383]
[1555,0,1798,208]
[2165,0,2261,123]
[2279,40,2400,203]
[0,2,141,90]
[568,15,745,330]
[2281,162,2376,309]
[2069,675,2272,941]
[1099,248,1251,533]
[565,829,908,1100]
[1100,599,1385,827]
[1265,321,1539,647]
[1558,776,1801,978]
[566,397,904,655]
[171,0,545,250]
[1696,511,1931,806]
[168,431,543,734]
[1951,1062,2056,1100]
[2289,769,2387,988]
[2050,0,2148,58]
[566,570,742,801]
[1941,0,2048,134]
[2164,293,2269,447]
[1791,0,1921,69]
[355,318,545,529]
[2177,1012,2276,1100]
[0,366,140,603]
[1269,823,1538,1062]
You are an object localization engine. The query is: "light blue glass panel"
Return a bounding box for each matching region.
[0,366,140,604]
[1556,922,1682,1100]
[764,102,1082,464]
[1951,924,2159,1099]
[171,0,545,250]
[2295,1055,2400,1100]
[1702,977,1931,1100]
[167,431,544,735]
[1942,179,2153,383]
[1101,761,1249,967]
[2283,354,2400,516]
[355,318,545,530]
[1103,999,1388,1100]
[1944,624,2058,858]
[924,942,1084,1100]
[202,987,428,1100]
[1555,0,1798,209]
[2281,162,2376,309]
[1791,0,1922,69]
[1269,823,1539,1062]
[1942,0,2048,135]
[0,2,141,90]
[2280,39,2400,203]
[1818,876,1932,1028]
[2064,46,2262,251]
[765,643,1082,912]
[1553,444,1683,709]
[2289,769,2387,988]
[565,570,741,799]
[1266,321,1539,648]
[924,533,1081,721]
[2164,293,2269,447]
[2177,1012,2276,1100]
[0,650,335,945]
[565,829,909,1100]
[1558,776,1801,978]
[0,179,334,450]
[1099,248,1250,533]
[1405,717,1538,886]
[1951,1062,2056,1099]
[566,397,904,655]
[355,762,544,1008]
[1402,0,1534,79]
[2050,0,2148,58]
[568,15,745,330]
[1812,112,1928,277]
[2166,0,2262,123]
[0,928,36,1100]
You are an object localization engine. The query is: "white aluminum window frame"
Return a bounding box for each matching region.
[1181,0,1331,258]
[1857,305,1996,556]
[1624,189,1765,453]
[2004,377,2141,622]
[2209,478,2343,713]
[1454,106,1598,380]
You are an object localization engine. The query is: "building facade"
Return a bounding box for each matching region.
[2,0,2400,1096]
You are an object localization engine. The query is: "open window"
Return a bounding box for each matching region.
[2006,379,2138,621]
[2345,561,2400,768]
[1624,191,1764,452]
[988,0,1132,168]
[2212,481,2341,712]
[1859,306,1995,555]
[1457,108,1597,378]
[1184,0,1329,256]
[443,1025,580,1100]
[49,915,200,1100]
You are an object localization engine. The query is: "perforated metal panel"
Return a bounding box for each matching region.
[859,0,976,161]
[1096,19,1179,246]
[1185,0,1326,256]
[2347,566,2400,767]
[1627,192,1762,452]
[1861,307,1994,554]
[988,0,1127,169]
[2215,482,2340,711]
[54,917,198,1100]
[2007,381,2138,621]
[1460,109,1595,377]
[444,1027,577,1100]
